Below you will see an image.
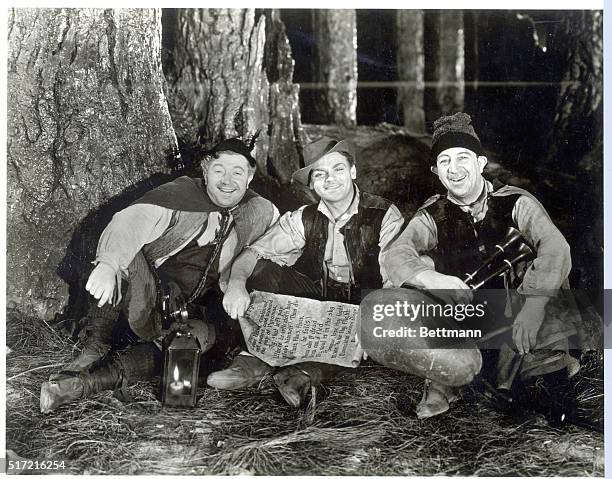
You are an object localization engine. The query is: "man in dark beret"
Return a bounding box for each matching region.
[40,136,280,412]
[383,112,581,424]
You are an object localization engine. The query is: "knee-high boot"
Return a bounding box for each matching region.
[64,300,121,372]
[41,343,162,413]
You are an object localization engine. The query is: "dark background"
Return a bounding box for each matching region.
[280,9,603,294]
[282,10,566,163]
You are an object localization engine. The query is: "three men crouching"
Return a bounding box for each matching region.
[42,117,580,426]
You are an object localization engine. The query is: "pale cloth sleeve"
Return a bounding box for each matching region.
[377,204,405,286]
[218,204,280,288]
[247,206,307,266]
[513,195,571,295]
[269,204,281,226]
[383,210,439,288]
[95,203,173,274]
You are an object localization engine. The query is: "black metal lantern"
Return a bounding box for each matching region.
[162,330,202,407]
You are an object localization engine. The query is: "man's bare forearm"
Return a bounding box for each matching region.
[228,248,259,286]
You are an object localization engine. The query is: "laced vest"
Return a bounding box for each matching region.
[293,192,391,295]
[422,181,522,288]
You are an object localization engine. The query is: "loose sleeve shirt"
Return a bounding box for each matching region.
[248,188,404,285]
[95,203,279,279]
[384,181,571,296]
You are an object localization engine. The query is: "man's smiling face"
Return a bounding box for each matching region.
[309,152,356,204]
[433,147,487,203]
[204,152,254,208]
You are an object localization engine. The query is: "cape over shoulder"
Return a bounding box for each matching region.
[131,175,259,213]
[417,181,542,212]
[490,183,541,204]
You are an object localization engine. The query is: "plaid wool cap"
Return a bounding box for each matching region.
[430,112,485,162]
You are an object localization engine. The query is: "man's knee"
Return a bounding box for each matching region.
[366,346,481,387]
[433,348,482,387]
[247,260,319,298]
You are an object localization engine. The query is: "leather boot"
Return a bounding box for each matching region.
[273,362,339,408]
[206,353,273,390]
[115,342,162,382]
[40,366,120,413]
[40,372,87,413]
[41,342,161,413]
[416,379,458,419]
[63,302,119,372]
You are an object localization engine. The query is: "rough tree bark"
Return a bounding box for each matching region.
[312,9,357,127]
[396,10,425,133]
[263,9,304,183]
[431,10,465,116]
[163,8,304,184]
[546,11,603,293]
[548,10,603,167]
[7,8,179,319]
[163,9,270,172]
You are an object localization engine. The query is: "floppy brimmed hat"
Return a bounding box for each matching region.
[291,137,355,186]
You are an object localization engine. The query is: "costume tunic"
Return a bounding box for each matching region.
[385,180,571,293]
[248,186,404,292]
[94,176,279,340]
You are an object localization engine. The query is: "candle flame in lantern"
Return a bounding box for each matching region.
[173,364,180,382]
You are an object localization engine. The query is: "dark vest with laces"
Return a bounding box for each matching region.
[121,176,275,340]
[293,191,392,293]
[422,180,524,286]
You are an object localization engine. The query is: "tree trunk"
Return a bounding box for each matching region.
[163,8,305,183]
[546,11,603,293]
[263,9,304,183]
[464,11,479,91]
[7,8,179,319]
[312,9,357,126]
[396,10,425,133]
[163,9,270,172]
[431,10,465,116]
[548,10,603,167]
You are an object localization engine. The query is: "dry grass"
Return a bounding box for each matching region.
[6,310,604,476]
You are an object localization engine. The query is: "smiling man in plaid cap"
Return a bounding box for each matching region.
[382,112,581,425]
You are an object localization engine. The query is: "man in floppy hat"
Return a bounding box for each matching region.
[40,136,280,412]
[206,136,404,406]
[382,112,581,424]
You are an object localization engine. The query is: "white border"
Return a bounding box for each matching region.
[1,2,607,477]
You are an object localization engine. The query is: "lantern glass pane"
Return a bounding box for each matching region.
[162,331,201,408]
